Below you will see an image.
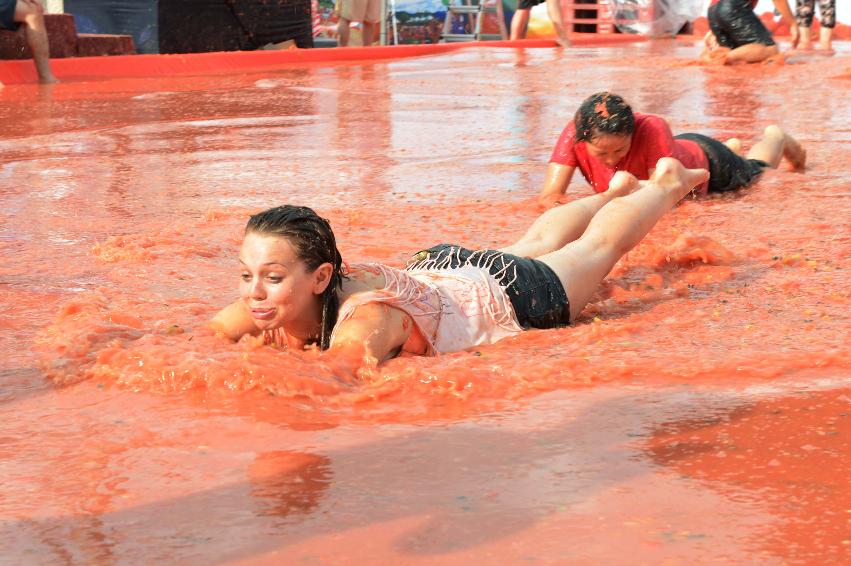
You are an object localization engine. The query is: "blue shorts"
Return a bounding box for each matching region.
[0,0,21,31]
[1,0,19,31]
[408,244,571,329]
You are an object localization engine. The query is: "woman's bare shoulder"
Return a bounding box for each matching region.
[341,263,390,296]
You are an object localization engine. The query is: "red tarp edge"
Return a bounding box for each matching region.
[0,36,644,85]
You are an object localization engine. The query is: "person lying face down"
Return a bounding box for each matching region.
[538,92,805,207]
[702,0,800,65]
[212,158,710,380]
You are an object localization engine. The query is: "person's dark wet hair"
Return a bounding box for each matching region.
[574,92,635,143]
[246,205,345,350]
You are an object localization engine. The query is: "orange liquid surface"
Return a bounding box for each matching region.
[1,40,849,564]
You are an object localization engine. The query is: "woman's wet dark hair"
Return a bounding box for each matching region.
[246,205,345,350]
[574,92,635,143]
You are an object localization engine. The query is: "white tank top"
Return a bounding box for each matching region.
[333,263,523,354]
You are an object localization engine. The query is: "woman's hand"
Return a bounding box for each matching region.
[537,191,570,210]
[538,163,576,209]
[789,23,800,49]
[318,355,363,385]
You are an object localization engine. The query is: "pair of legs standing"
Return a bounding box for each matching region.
[337,18,377,47]
[336,0,379,46]
[796,0,835,51]
[510,0,570,47]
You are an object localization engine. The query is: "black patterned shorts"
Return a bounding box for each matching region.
[408,244,571,329]
[796,0,835,28]
[675,133,767,193]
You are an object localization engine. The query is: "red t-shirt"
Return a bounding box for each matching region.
[549,113,710,196]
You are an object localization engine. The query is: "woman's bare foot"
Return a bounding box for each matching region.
[701,46,730,65]
[648,158,711,200]
[724,137,743,156]
[766,125,806,170]
[607,171,640,198]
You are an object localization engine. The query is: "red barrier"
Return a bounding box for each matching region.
[0,35,644,85]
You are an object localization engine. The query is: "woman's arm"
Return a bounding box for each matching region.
[210,300,259,341]
[772,0,799,46]
[324,302,414,379]
[537,163,577,207]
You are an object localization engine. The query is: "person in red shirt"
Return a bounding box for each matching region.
[702,0,799,64]
[538,92,806,207]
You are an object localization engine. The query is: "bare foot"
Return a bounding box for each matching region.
[766,125,806,170]
[763,53,786,65]
[39,75,59,85]
[700,46,730,65]
[607,171,640,198]
[556,35,571,48]
[649,158,710,199]
[724,138,743,156]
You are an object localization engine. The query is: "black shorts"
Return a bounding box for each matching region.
[708,0,775,48]
[517,0,546,10]
[675,133,767,193]
[408,244,571,329]
[0,0,19,31]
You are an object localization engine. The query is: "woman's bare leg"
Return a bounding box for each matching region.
[501,172,639,258]
[799,26,813,49]
[14,0,57,84]
[535,158,710,322]
[746,125,806,169]
[819,26,833,51]
[510,8,531,40]
[545,0,571,47]
[725,42,779,64]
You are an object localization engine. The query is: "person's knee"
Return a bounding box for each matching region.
[18,3,45,26]
[23,12,44,28]
[12,2,30,21]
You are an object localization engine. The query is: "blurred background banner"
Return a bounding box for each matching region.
[56,0,851,51]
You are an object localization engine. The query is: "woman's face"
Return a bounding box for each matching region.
[238,232,330,332]
[585,133,632,167]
